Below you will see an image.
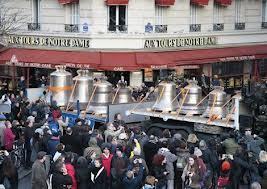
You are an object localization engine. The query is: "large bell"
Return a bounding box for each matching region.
[69,70,93,110]
[180,80,205,115]
[152,81,179,112]
[113,86,133,104]
[88,78,113,115]
[49,65,73,107]
[203,86,227,118]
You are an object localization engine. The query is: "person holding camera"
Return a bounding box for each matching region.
[181,155,201,189]
[122,163,144,189]
[152,154,168,189]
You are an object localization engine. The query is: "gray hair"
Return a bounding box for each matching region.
[250,182,261,189]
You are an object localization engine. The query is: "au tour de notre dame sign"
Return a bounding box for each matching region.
[144,36,217,49]
[7,35,90,48]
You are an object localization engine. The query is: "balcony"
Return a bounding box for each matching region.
[155,25,168,33]
[108,25,128,32]
[27,23,40,31]
[190,24,201,32]
[235,23,245,30]
[262,22,267,29]
[65,24,79,32]
[213,23,224,31]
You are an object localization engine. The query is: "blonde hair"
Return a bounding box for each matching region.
[259,151,267,163]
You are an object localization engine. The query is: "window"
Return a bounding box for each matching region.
[32,0,40,24]
[155,6,167,33]
[108,5,127,32]
[70,3,79,25]
[190,4,201,32]
[65,3,79,32]
[213,2,224,31]
[235,0,245,30]
[28,0,40,30]
[262,0,267,28]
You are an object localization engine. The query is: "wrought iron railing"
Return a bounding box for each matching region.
[190,24,201,32]
[65,24,79,32]
[213,23,224,31]
[155,25,168,33]
[27,23,40,31]
[108,25,128,32]
[262,22,267,29]
[235,23,245,30]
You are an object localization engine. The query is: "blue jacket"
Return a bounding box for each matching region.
[122,165,144,189]
[47,136,60,156]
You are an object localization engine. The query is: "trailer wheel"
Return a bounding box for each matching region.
[147,127,163,138]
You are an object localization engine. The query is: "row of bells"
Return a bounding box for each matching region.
[49,66,132,114]
[152,80,227,118]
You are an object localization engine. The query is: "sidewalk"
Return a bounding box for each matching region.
[18,167,31,180]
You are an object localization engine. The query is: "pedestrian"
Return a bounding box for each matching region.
[90,158,107,189]
[24,120,34,169]
[75,157,90,189]
[31,151,48,189]
[3,121,15,151]
[1,155,18,189]
[52,161,73,189]
[152,154,168,189]
[100,144,113,188]
[65,152,77,189]
[122,164,144,189]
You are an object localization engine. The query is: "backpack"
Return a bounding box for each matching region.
[49,121,60,136]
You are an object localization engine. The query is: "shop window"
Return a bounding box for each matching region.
[262,0,267,28]
[65,3,79,32]
[28,0,40,31]
[235,0,245,30]
[213,2,224,31]
[108,5,127,32]
[155,6,167,33]
[190,4,201,32]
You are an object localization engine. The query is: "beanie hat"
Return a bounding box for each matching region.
[221,160,231,172]
[194,147,202,157]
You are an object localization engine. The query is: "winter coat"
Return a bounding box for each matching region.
[201,147,218,172]
[159,148,177,180]
[52,170,73,189]
[104,128,122,143]
[143,141,160,171]
[222,138,240,155]
[3,128,15,151]
[47,136,60,156]
[245,135,264,157]
[181,165,201,189]
[258,162,267,177]
[90,166,107,189]
[101,153,113,177]
[122,165,144,189]
[153,164,167,188]
[65,163,77,189]
[75,166,90,189]
[31,160,48,189]
[176,148,190,171]
[24,126,34,150]
[0,122,5,147]
[261,172,267,189]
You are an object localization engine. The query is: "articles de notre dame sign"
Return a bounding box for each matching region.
[7,35,90,48]
[144,36,217,49]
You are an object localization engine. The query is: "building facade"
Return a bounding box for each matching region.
[0,0,267,88]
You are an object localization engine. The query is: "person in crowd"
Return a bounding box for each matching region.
[31,151,48,189]
[65,152,77,189]
[24,120,34,169]
[47,132,60,156]
[158,144,177,189]
[3,121,15,151]
[143,135,160,174]
[199,73,210,95]
[261,170,267,189]
[104,122,124,143]
[57,116,69,136]
[113,113,126,129]
[100,144,113,188]
[17,76,26,94]
[60,127,74,152]
[83,137,102,159]
[187,134,199,155]
[181,155,202,189]
[142,175,158,189]
[52,161,73,189]
[122,163,144,189]
[53,143,65,162]
[152,154,168,189]
[258,151,267,178]
[39,76,47,87]
[211,75,220,88]
[75,156,90,189]
[221,132,240,155]
[90,158,107,189]
[1,155,18,189]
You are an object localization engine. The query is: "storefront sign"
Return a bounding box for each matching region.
[219,55,255,62]
[5,61,92,69]
[7,35,90,49]
[144,36,216,49]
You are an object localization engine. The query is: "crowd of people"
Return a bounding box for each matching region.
[0,78,266,189]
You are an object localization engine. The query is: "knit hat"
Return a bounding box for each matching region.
[173,133,182,140]
[187,134,199,144]
[221,160,231,172]
[194,147,202,157]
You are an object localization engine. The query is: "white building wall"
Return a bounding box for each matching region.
[2,0,267,49]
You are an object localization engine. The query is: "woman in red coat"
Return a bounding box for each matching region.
[65,152,77,189]
[3,121,15,151]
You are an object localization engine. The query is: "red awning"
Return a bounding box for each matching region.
[98,52,138,71]
[58,0,79,5]
[136,44,267,67]
[191,0,209,6]
[0,48,100,69]
[106,0,129,5]
[215,0,232,6]
[155,0,175,6]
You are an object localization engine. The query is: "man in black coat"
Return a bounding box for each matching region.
[24,120,34,169]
